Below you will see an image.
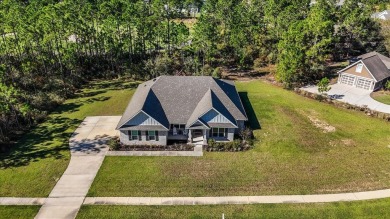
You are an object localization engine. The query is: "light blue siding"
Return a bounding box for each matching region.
[125,111,161,126]
[201,109,231,123]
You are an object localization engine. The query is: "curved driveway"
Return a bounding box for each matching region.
[302,84,390,114]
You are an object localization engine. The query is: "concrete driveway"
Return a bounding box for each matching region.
[301,84,390,114]
[35,116,121,219]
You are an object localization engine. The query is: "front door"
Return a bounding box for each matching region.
[192,129,203,138]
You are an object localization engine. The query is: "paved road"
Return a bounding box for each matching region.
[35,116,121,219]
[301,84,390,114]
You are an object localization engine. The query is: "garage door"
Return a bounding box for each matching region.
[356,78,372,90]
[340,75,355,86]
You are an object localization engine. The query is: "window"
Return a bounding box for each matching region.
[211,128,226,138]
[356,64,363,73]
[171,124,185,135]
[129,130,140,141]
[147,130,159,141]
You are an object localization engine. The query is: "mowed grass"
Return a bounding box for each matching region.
[0,206,41,219]
[371,90,390,105]
[0,80,136,197]
[88,80,390,197]
[77,198,390,219]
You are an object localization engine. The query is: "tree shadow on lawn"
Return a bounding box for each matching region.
[239,92,261,130]
[51,96,111,115]
[0,116,80,169]
[88,80,140,91]
[0,95,111,168]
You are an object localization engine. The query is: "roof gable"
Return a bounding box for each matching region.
[118,111,168,130]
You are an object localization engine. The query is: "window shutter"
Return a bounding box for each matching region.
[138,131,142,141]
[146,131,149,141]
[156,131,159,141]
[128,130,131,140]
[225,128,228,138]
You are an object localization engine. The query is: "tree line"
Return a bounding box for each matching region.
[193,0,388,87]
[0,0,388,146]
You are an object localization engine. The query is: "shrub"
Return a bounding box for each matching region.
[212,67,222,79]
[201,64,213,76]
[108,137,120,151]
[385,80,390,90]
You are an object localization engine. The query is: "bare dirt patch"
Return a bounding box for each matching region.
[307,115,336,133]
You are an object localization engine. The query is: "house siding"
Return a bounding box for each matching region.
[342,63,373,79]
[201,109,231,124]
[125,111,162,126]
[120,130,168,145]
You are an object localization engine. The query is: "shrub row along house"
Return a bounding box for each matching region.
[337,52,390,91]
[116,76,248,146]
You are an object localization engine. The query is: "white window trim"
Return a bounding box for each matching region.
[148,130,157,141]
[130,130,139,141]
[211,127,227,138]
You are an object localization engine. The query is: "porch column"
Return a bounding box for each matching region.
[203,130,207,145]
[188,129,192,143]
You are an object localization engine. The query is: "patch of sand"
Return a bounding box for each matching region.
[307,115,336,133]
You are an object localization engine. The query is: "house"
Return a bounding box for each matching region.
[337,52,390,91]
[116,76,248,146]
[371,10,390,20]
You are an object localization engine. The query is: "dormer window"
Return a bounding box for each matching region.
[356,64,363,73]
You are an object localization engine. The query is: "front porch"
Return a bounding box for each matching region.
[167,128,208,145]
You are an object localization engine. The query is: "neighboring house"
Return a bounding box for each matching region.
[116,76,248,146]
[371,10,390,20]
[337,52,390,91]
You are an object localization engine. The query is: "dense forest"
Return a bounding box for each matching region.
[0,0,388,146]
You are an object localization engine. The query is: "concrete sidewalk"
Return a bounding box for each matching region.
[83,189,390,205]
[301,84,390,114]
[2,188,390,207]
[35,116,121,219]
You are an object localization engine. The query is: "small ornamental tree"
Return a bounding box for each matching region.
[317,77,331,94]
[385,80,390,91]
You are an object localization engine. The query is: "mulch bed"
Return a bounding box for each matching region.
[116,144,195,151]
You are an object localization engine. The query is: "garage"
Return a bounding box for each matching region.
[340,75,355,86]
[356,78,372,90]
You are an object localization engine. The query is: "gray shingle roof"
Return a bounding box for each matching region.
[358,52,390,82]
[117,76,247,130]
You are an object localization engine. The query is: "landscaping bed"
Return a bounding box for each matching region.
[371,90,390,105]
[108,137,195,151]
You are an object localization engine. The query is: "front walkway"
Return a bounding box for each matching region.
[35,116,121,219]
[301,84,390,114]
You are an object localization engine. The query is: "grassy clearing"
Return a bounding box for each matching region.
[0,80,136,197]
[77,198,390,219]
[88,80,390,197]
[0,206,40,219]
[371,90,390,105]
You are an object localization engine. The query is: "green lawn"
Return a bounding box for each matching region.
[77,198,390,219]
[88,80,390,197]
[0,80,136,197]
[0,206,40,219]
[371,91,390,105]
